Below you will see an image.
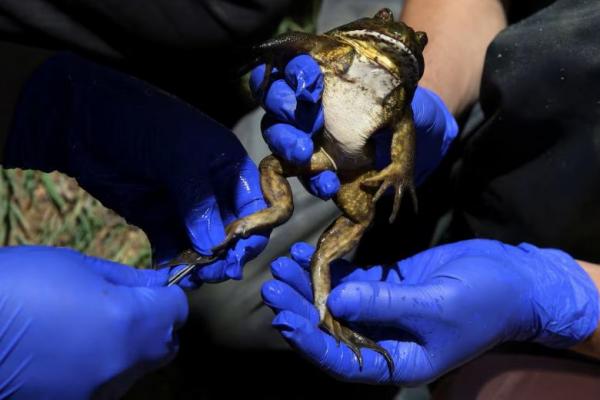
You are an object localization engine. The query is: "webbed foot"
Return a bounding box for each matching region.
[361,164,417,223]
[211,218,253,254]
[320,310,395,375]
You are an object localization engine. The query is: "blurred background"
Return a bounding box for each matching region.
[0,1,436,399]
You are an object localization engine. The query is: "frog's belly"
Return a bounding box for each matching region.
[321,55,399,170]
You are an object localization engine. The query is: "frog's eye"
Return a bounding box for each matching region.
[416,31,428,49]
[374,8,394,22]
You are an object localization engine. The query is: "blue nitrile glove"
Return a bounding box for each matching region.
[5,53,268,287]
[0,246,187,399]
[262,240,599,386]
[250,55,458,200]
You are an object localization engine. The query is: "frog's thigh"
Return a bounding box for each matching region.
[249,150,335,228]
[212,155,296,254]
[389,115,416,175]
[335,171,378,223]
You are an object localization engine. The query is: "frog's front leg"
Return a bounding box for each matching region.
[362,89,417,223]
[253,32,355,95]
[211,150,335,254]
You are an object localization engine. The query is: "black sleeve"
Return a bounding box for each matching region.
[0,0,296,127]
[449,0,600,261]
[0,0,293,62]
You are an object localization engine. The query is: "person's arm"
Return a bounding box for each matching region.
[400,0,508,115]
[572,260,600,358]
[5,52,269,285]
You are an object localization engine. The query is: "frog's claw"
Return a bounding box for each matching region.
[361,165,417,223]
[320,310,395,375]
[211,218,254,255]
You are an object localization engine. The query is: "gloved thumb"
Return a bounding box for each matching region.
[83,254,170,287]
[412,87,458,156]
[327,281,438,329]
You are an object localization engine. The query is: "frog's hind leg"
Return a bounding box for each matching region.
[211,150,334,255]
[311,173,394,373]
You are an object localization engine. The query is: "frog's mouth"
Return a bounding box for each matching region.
[342,29,419,74]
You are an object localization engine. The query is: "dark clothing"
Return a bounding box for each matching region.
[451,0,600,262]
[0,0,294,126]
[438,0,600,395]
[0,0,292,58]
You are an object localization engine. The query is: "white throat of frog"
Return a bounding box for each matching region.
[342,29,419,73]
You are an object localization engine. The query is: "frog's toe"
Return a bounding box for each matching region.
[389,178,418,223]
[320,310,394,375]
[211,219,250,254]
[361,168,399,202]
[361,170,388,195]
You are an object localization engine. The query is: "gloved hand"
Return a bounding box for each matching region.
[250,55,458,199]
[262,239,599,386]
[0,246,187,399]
[5,53,268,287]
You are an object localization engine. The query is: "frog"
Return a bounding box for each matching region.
[166,8,427,374]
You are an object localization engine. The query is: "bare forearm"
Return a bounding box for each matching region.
[571,260,600,359]
[400,0,508,115]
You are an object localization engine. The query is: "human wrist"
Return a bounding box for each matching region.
[515,244,600,349]
[401,0,507,115]
[570,260,600,358]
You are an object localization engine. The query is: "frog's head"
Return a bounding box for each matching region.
[327,8,428,79]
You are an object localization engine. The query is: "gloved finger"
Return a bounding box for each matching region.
[208,155,269,280]
[84,254,169,287]
[288,242,382,285]
[284,54,324,103]
[125,285,188,362]
[337,264,387,284]
[250,64,267,98]
[184,206,266,282]
[232,156,268,220]
[327,281,439,331]
[262,280,319,324]
[294,101,324,136]
[224,233,270,280]
[175,179,226,254]
[412,87,456,145]
[194,258,230,282]
[249,64,281,100]
[271,256,313,300]
[289,242,315,269]
[264,79,297,122]
[262,115,314,165]
[411,87,458,185]
[259,66,323,134]
[307,171,340,200]
[272,311,397,384]
[211,154,265,233]
[187,198,226,254]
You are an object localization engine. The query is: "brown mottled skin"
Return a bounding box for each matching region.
[170,9,427,372]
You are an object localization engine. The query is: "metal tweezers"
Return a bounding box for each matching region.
[161,249,218,286]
